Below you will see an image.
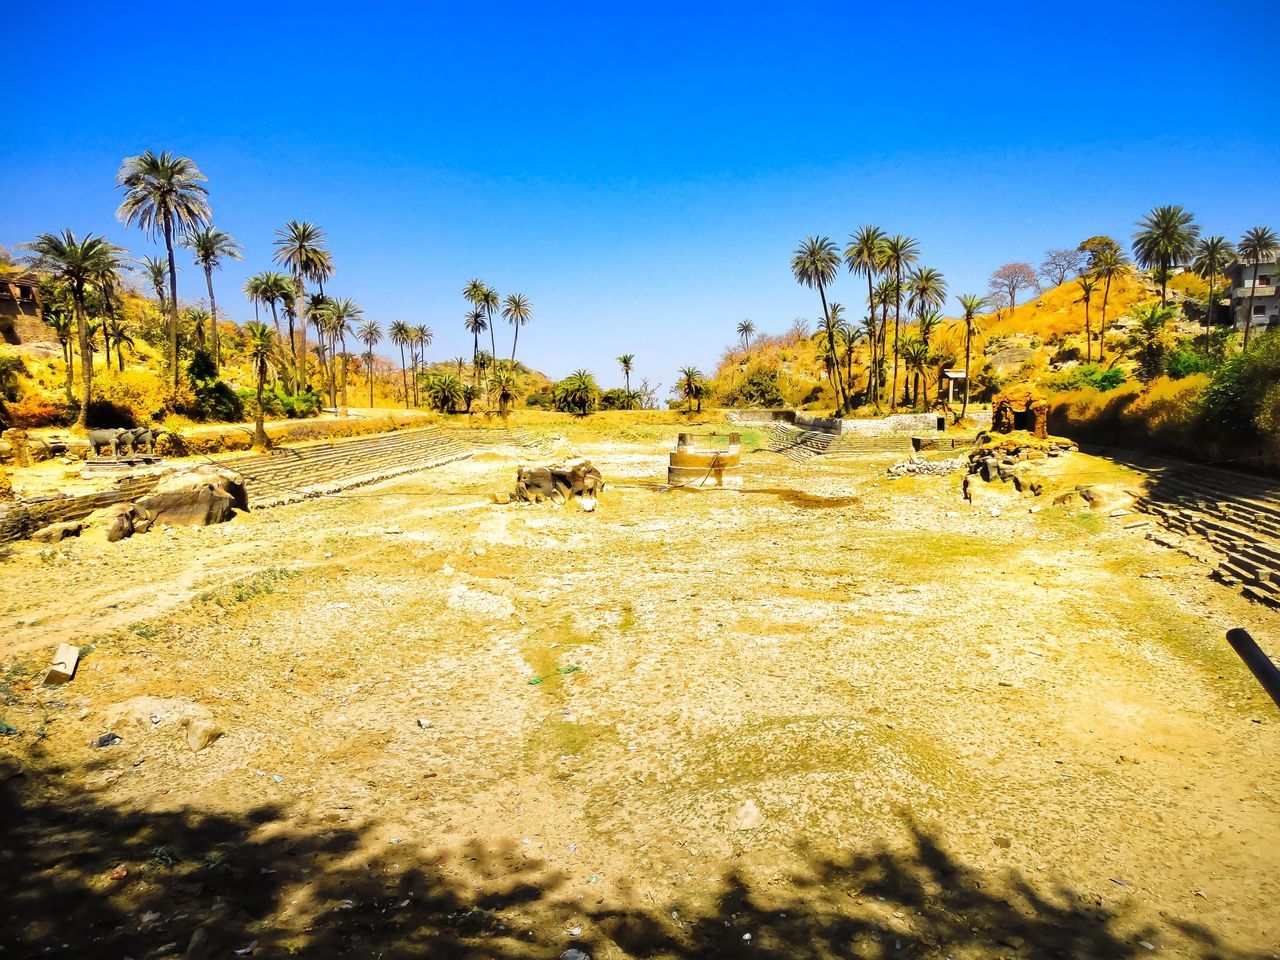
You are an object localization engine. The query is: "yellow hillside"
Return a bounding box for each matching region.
[982,270,1151,340]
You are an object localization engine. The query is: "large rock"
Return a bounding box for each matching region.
[105,696,224,753]
[138,465,248,527]
[31,519,84,543]
[1077,483,1142,514]
[84,502,147,542]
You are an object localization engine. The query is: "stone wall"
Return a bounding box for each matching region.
[0,476,161,544]
[835,413,944,436]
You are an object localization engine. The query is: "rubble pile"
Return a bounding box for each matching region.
[887,456,966,477]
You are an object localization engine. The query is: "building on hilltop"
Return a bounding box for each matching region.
[1229,256,1279,335]
[0,272,51,347]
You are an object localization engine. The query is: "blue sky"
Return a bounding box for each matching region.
[2,1,1276,391]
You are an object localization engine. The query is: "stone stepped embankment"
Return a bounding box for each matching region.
[1131,458,1280,607]
[764,424,835,461]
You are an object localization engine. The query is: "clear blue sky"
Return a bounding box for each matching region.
[3,1,1276,392]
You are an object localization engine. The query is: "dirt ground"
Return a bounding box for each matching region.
[2,425,1278,959]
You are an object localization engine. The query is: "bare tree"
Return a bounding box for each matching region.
[988,263,1039,314]
[1038,249,1085,287]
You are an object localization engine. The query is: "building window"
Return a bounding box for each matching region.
[1255,305,1267,316]
[1259,275,1272,286]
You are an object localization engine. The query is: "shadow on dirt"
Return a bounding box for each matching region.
[0,765,1262,959]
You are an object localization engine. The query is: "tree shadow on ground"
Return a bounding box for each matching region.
[0,765,1264,960]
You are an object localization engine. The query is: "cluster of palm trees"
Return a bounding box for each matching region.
[792,228,956,415]
[457,279,532,413]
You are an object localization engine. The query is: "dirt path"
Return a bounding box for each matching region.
[2,439,1277,959]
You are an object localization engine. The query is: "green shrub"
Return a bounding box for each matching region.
[1049,364,1126,392]
[1164,343,1219,380]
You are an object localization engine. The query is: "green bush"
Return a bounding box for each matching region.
[1049,364,1126,392]
[1165,343,1219,380]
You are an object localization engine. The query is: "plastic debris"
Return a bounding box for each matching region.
[93,732,123,748]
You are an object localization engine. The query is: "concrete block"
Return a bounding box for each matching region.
[45,643,80,685]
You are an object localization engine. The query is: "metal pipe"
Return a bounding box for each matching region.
[1226,629,1280,710]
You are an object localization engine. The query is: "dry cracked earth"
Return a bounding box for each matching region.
[1,428,1278,959]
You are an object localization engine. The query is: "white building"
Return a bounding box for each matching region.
[1230,256,1279,334]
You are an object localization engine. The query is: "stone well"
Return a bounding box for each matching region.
[667,433,743,489]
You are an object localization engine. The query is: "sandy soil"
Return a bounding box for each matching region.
[1,431,1277,959]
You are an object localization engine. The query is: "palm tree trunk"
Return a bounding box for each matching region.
[1099,277,1112,363]
[63,340,74,404]
[816,281,846,414]
[368,351,375,408]
[1083,297,1091,364]
[339,333,349,415]
[399,344,408,409]
[1203,269,1214,353]
[164,217,180,391]
[253,362,269,450]
[73,289,91,428]
[204,264,220,371]
[1244,263,1259,350]
[511,324,520,367]
[116,340,124,372]
[960,323,972,422]
[890,266,902,412]
[294,273,307,392]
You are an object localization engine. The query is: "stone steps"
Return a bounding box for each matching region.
[765,424,834,462]
[1132,460,1280,607]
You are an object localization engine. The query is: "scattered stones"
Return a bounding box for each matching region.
[886,457,965,478]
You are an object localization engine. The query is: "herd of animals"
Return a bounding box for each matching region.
[85,426,171,459]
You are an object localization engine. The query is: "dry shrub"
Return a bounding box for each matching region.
[6,394,69,428]
[1047,375,1207,456]
[94,369,193,425]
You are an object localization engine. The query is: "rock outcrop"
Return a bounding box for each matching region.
[137,465,248,527]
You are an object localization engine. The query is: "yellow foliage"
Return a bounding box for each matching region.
[1046,375,1208,456]
[93,368,194,425]
[981,271,1152,342]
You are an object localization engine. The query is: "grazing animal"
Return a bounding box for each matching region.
[87,428,127,458]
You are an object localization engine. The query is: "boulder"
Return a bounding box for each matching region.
[105,696,224,753]
[84,502,147,542]
[30,520,84,543]
[1077,483,1142,514]
[138,465,247,527]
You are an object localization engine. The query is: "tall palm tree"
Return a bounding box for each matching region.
[91,246,129,373]
[1075,276,1098,362]
[273,221,331,390]
[463,307,487,383]
[1237,226,1279,349]
[906,266,947,322]
[1091,248,1128,363]
[1191,236,1236,351]
[105,317,135,371]
[244,321,277,450]
[617,353,635,395]
[184,226,242,372]
[39,280,76,401]
[845,226,888,407]
[306,292,332,402]
[23,231,125,426]
[916,308,942,351]
[389,321,414,409]
[115,151,210,389]
[488,368,518,415]
[412,325,433,407]
[871,276,897,408]
[502,293,532,366]
[1132,205,1200,305]
[736,319,756,348]
[185,307,211,349]
[356,318,383,408]
[790,236,847,412]
[881,234,920,411]
[314,297,362,415]
[952,294,988,421]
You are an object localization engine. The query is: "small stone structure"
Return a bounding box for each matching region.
[991,385,1049,439]
[668,433,742,488]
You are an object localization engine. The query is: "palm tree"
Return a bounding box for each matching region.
[871,276,897,408]
[464,308,487,383]
[313,297,361,415]
[105,317,135,371]
[561,369,599,415]
[356,318,383,408]
[115,151,210,389]
[881,234,920,412]
[790,236,847,412]
[502,293,532,366]
[1191,236,1236,351]
[1075,276,1098,362]
[244,321,277,450]
[1132,205,1200,305]
[617,353,635,394]
[412,324,433,406]
[489,368,518,415]
[736,319,756,348]
[916,309,942,351]
[952,294,988,422]
[273,221,332,390]
[845,226,888,406]
[40,281,76,401]
[1238,226,1279,349]
[389,321,414,409]
[185,307,211,349]
[906,266,947,322]
[138,255,171,319]
[184,226,242,372]
[23,231,125,426]
[677,366,705,414]
[901,338,930,407]
[1091,247,1129,363]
